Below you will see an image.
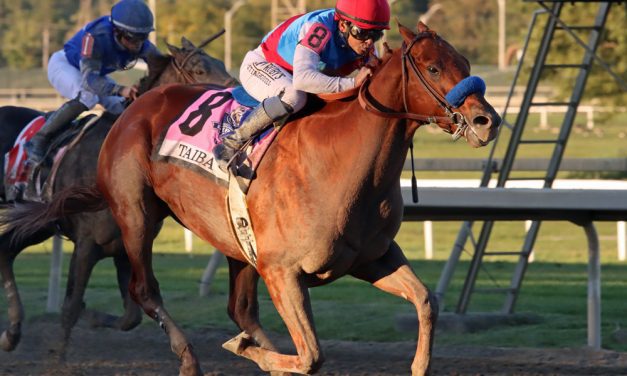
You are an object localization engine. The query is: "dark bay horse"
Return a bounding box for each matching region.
[0,36,236,352]
[10,23,500,375]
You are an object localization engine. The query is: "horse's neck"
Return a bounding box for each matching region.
[324,52,417,189]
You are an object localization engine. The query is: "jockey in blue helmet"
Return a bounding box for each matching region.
[26,0,159,166]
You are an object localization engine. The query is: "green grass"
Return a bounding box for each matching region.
[411,110,627,180]
[11,216,627,352]
[0,68,142,88]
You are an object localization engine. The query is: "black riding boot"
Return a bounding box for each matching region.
[213,96,293,172]
[25,98,88,165]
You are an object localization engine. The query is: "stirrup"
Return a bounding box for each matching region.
[213,138,253,174]
[23,163,42,202]
[213,143,238,173]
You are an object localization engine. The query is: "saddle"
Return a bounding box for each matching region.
[156,86,287,194]
[4,114,98,202]
[155,85,348,194]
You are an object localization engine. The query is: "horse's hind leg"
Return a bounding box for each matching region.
[80,239,142,331]
[110,249,142,330]
[61,238,102,339]
[223,266,323,374]
[350,241,438,376]
[104,177,201,375]
[0,228,54,351]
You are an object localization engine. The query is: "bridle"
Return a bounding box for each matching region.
[358,32,469,141]
[171,29,226,84]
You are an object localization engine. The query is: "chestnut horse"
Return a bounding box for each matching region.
[17,24,500,375]
[0,36,236,353]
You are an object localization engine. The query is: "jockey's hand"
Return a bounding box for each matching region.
[365,49,382,70]
[354,66,373,87]
[119,85,138,101]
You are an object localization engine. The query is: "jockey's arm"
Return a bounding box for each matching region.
[79,57,123,98]
[292,44,355,94]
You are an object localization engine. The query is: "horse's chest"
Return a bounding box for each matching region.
[348,192,402,235]
[328,195,403,264]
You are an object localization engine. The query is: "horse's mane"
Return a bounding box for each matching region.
[137,54,173,95]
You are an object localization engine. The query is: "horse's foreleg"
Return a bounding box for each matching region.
[225,257,292,376]
[0,228,53,351]
[350,241,437,376]
[223,266,323,375]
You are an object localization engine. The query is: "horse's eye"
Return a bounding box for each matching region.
[195,70,205,75]
[427,66,439,75]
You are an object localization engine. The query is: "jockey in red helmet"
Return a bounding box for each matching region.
[213,0,390,172]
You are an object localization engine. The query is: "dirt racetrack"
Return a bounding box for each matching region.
[1,316,626,375]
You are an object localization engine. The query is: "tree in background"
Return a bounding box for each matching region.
[374,0,428,50]
[227,0,271,70]
[423,1,624,105]
[543,3,626,106]
[158,0,230,60]
[0,0,7,66]
[1,0,47,68]
[0,0,79,69]
[424,0,537,65]
[0,0,623,106]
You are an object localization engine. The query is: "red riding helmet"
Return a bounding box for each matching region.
[334,0,390,30]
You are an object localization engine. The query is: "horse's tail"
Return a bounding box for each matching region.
[0,185,107,246]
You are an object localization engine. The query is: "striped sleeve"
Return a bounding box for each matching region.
[81,33,95,58]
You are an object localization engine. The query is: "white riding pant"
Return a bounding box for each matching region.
[47,50,125,114]
[239,47,307,112]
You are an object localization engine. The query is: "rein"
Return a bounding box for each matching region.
[357,32,469,141]
[172,29,226,84]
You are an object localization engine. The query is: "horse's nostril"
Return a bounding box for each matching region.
[472,115,491,127]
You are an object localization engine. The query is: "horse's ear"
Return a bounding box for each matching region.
[382,42,393,59]
[417,21,430,33]
[166,42,181,56]
[398,23,416,44]
[181,36,195,50]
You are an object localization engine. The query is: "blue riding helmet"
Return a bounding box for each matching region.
[111,0,155,34]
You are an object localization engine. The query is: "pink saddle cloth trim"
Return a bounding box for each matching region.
[156,87,277,184]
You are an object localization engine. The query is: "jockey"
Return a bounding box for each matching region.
[26,0,159,166]
[213,0,390,172]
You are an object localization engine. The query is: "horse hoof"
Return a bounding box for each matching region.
[222,331,254,355]
[0,330,20,352]
[84,310,118,328]
[179,344,203,376]
[116,314,142,331]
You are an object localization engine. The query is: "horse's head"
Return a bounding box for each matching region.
[398,22,500,147]
[137,34,238,95]
[165,36,239,88]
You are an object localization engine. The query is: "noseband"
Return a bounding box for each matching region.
[358,32,485,141]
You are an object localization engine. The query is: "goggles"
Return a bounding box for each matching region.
[118,29,149,44]
[348,24,384,42]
